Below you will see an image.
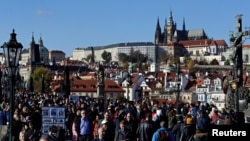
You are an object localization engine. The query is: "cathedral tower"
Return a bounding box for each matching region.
[155,17,162,44]
[29,33,41,74]
[165,10,176,44]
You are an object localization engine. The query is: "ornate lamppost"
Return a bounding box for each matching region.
[1,29,23,141]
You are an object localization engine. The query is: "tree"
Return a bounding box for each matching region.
[187,59,195,72]
[210,58,219,65]
[183,55,191,64]
[135,50,148,63]
[118,53,129,63]
[130,50,148,71]
[31,67,51,94]
[169,55,179,64]
[85,54,93,63]
[142,63,149,72]
[224,59,231,65]
[198,58,209,65]
[122,62,129,70]
[129,47,137,63]
[101,50,112,64]
[158,50,168,64]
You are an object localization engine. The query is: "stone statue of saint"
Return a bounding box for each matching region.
[96,62,104,84]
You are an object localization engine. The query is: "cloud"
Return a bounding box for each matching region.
[35,10,52,16]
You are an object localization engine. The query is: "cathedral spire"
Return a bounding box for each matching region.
[39,34,44,46]
[155,17,162,44]
[156,17,161,29]
[165,17,168,26]
[30,32,35,45]
[168,9,174,25]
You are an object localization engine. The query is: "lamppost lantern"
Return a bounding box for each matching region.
[231,81,237,91]
[1,29,23,74]
[1,29,23,141]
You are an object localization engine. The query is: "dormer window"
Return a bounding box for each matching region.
[81,85,86,88]
[214,79,221,86]
[204,79,210,85]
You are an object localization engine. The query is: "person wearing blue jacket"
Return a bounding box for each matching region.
[151,121,175,141]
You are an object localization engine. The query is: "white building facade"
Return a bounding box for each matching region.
[72,42,156,62]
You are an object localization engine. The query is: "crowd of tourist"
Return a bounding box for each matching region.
[0,92,247,141]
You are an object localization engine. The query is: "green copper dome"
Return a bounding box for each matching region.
[39,36,49,53]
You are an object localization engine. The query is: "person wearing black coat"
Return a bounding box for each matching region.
[172,115,184,141]
[136,113,155,141]
[114,120,132,141]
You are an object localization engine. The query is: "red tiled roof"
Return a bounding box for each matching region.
[50,76,125,93]
[243,44,250,48]
[179,39,209,47]
[214,40,227,46]
[179,39,227,47]
[71,79,124,92]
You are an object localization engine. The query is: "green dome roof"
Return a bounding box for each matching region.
[39,46,49,53]
[39,36,49,53]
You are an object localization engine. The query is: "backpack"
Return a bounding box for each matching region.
[158,130,169,141]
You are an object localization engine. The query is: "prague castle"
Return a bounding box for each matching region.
[155,10,208,45]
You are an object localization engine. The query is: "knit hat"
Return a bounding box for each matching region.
[186,117,193,124]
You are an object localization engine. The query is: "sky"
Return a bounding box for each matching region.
[0,0,250,57]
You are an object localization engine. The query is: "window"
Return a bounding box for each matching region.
[204,79,210,85]
[214,79,221,86]
[110,93,114,98]
[196,50,199,55]
[245,54,249,62]
[214,80,218,85]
